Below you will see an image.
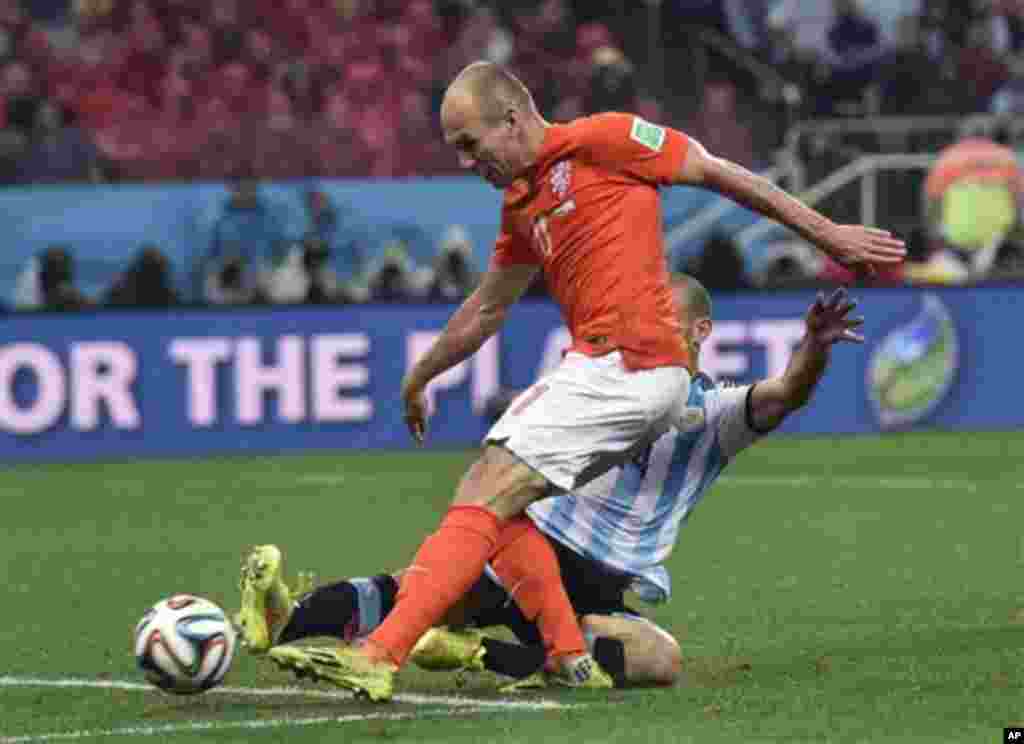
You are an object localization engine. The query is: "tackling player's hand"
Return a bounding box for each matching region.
[401,377,428,445]
[805,287,864,347]
[823,224,905,271]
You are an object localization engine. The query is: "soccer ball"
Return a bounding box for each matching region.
[134,594,236,695]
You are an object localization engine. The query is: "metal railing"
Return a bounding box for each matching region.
[781,114,1021,192]
[736,153,937,247]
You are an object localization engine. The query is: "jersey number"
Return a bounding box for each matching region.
[532,216,553,258]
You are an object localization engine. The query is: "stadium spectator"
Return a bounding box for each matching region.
[302,188,367,288]
[103,244,180,307]
[2,59,40,135]
[311,96,375,177]
[761,2,825,117]
[29,244,93,311]
[258,236,345,305]
[204,251,256,306]
[361,240,428,303]
[115,13,167,109]
[440,3,513,85]
[257,241,309,304]
[663,0,767,51]
[682,79,756,169]
[683,230,755,291]
[386,89,460,177]
[878,14,958,115]
[821,0,886,114]
[922,135,1024,281]
[424,224,478,302]
[583,45,660,120]
[205,171,293,272]
[751,240,825,288]
[299,235,346,304]
[990,52,1024,113]
[16,98,102,183]
[956,19,1010,111]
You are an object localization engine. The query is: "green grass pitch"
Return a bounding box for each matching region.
[2,430,1023,743]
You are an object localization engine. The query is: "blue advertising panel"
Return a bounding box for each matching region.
[0,285,1019,463]
[0,177,723,305]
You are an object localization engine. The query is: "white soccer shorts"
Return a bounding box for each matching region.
[485,351,691,492]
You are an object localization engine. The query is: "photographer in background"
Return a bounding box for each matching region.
[204,252,257,306]
[425,225,479,302]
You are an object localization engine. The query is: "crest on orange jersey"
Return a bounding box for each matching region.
[550,160,572,200]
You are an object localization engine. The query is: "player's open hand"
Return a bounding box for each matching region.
[401,378,428,445]
[823,224,906,274]
[805,287,864,347]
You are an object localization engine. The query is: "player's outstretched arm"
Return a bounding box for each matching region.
[675,139,906,272]
[401,262,538,443]
[747,288,863,432]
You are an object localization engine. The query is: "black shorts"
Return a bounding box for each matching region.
[464,533,642,645]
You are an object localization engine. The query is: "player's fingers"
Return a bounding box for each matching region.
[869,238,907,253]
[404,411,423,440]
[841,329,865,344]
[410,418,425,445]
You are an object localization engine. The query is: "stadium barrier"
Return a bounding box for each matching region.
[0,285,1018,463]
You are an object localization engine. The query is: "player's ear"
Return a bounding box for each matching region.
[503,108,517,130]
[695,317,713,344]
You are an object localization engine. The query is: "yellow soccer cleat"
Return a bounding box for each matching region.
[268,644,395,702]
[235,545,313,654]
[498,671,548,693]
[548,653,615,689]
[410,628,486,673]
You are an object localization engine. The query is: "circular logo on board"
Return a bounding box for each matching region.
[867,293,959,430]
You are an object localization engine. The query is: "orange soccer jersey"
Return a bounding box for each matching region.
[493,111,691,371]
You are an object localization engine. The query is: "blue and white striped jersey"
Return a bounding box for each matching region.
[525,373,763,604]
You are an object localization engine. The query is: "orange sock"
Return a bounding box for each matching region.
[490,517,587,663]
[367,505,500,666]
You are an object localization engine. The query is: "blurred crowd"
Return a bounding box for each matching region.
[3,0,1024,310]
[0,0,678,182]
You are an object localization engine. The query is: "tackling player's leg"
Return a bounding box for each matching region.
[580,614,683,687]
[235,545,314,653]
[408,613,682,689]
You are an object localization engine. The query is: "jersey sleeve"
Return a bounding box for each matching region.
[572,112,690,186]
[705,383,763,460]
[491,204,539,267]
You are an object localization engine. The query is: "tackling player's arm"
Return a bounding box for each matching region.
[674,137,905,270]
[401,262,538,441]
[746,288,863,433]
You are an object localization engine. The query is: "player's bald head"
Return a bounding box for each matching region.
[671,274,712,321]
[442,62,535,125]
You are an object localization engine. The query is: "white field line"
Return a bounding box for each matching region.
[0,711,434,743]
[718,475,982,493]
[0,676,577,743]
[0,676,572,710]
